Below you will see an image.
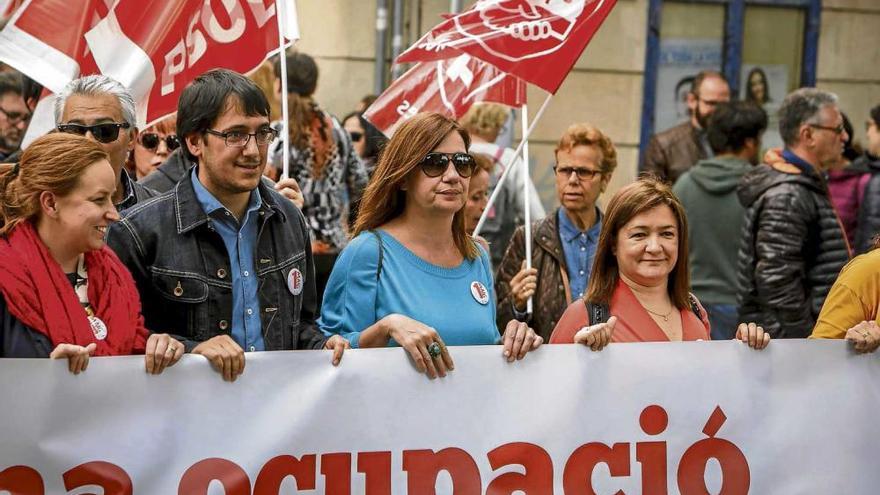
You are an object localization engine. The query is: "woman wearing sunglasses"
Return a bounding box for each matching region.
[318,113,542,379]
[128,116,179,180]
[0,133,183,374]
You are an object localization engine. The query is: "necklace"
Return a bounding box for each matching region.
[643,305,673,322]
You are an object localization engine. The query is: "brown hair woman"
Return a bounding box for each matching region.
[0,133,183,374]
[550,177,769,350]
[318,113,542,379]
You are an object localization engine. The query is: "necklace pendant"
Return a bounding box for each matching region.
[662,315,668,322]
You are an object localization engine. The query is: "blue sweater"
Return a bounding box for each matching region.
[318,230,500,347]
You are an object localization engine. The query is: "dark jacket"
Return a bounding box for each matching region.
[0,293,52,358]
[495,209,572,341]
[673,156,751,305]
[642,121,708,183]
[138,149,194,193]
[736,153,850,338]
[853,154,880,253]
[117,169,159,212]
[106,170,327,352]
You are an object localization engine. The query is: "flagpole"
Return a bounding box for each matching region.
[276,0,291,179]
[521,103,533,315]
[473,92,552,237]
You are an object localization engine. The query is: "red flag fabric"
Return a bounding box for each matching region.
[397,0,617,94]
[364,53,526,137]
[0,0,298,129]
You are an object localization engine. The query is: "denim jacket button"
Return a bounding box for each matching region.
[217,268,227,279]
[218,320,229,330]
[173,281,183,297]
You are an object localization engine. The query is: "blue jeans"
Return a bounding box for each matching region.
[704,304,738,340]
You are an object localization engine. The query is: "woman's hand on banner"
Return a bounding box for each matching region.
[49,342,97,374]
[502,320,543,361]
[574,316,616,351]
[324,335,350,366]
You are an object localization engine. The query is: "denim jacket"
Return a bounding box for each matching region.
[106,171,326,352]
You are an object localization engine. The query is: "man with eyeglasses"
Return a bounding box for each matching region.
[495,123,617,342]
[55,75,157,211]
[736,88,850,339]
[106,69,348,382]
[643,71,731,184]
[0,72,30,161]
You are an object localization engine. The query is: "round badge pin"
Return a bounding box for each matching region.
[287,268,304,296]
[470,281,489,305]
[89,315,108,340]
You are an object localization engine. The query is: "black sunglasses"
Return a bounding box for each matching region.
[349,131,363,142]
[420,152,476,178]
[139,132,180,151]
[57,122,130,144]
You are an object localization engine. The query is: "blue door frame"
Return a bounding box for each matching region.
[638,0,822,168]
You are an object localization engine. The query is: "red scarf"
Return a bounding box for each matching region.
[0,221,148,355]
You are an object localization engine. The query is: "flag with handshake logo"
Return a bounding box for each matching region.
[397,0,618,94]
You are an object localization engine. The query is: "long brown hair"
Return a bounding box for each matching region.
[585,176,692,309]
[0,133,108,235]
[353,112,477,260]
[275,51,333,177]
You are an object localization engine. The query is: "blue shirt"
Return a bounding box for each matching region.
[191,170,264,351]
[557,208,602,299]
[318,230,499,348]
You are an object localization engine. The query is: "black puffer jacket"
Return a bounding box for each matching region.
[853,154,880,253]
[736,157,850,338]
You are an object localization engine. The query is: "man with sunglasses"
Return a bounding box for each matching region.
[106,69,348,382]
[0,72,30,161]
[55,75,157,211]
[643,71,731,184]
[736,88,850,339]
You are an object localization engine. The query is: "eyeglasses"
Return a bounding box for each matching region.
[809,123,845,135]
[139,132,180,151]
[0,107,30,125]
[419,152,476,178]
[204,127,278,148]
[349,131,363,142]
[56,122,130,143]
[554,166,601,181]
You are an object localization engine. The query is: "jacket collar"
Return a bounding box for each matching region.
[173,167,286,234]
[535,208,565,265]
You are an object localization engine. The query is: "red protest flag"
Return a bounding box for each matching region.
[397,0,617,94]
[364,53,526,137]
[0,0,298,129]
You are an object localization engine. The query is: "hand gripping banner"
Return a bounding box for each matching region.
[0,341,878,493]
[398,0,618,94]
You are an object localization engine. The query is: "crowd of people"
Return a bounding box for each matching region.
[0,55,878,381]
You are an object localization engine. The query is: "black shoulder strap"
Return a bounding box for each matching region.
[584,300,610,326]
[687,293,703,320]
[369,230,384,280]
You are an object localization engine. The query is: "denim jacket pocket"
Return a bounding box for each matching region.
[151,269,210,304]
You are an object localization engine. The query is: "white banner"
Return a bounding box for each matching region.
[0,341,877,493]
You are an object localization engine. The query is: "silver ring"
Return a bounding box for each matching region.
[427,342,442,359]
